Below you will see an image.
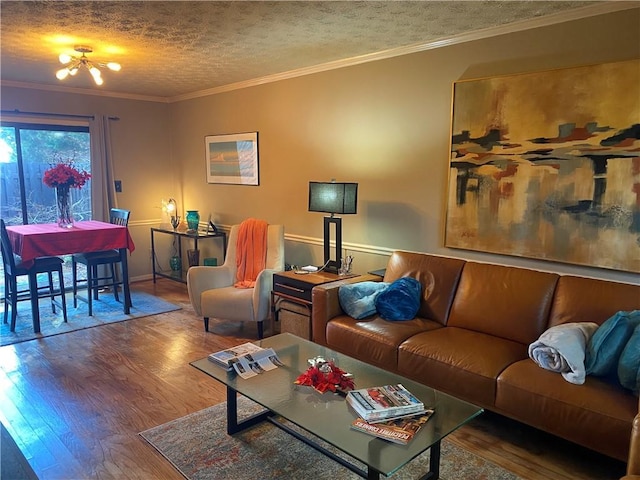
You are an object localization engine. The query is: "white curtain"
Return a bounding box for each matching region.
[89,115,118,221]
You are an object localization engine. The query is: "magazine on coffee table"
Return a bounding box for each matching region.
[208,342,283,378]
[351,409,435,444]
[346,384,424,422]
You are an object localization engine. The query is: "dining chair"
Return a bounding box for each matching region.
[71,208,131,316]
[1,219,68,332]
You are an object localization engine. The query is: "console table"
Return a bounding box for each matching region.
[151,227,226,284]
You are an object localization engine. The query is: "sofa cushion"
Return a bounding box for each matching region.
[375,277,422,321]
[447,262,559,345]
[547,276,640,328]
[325,314,442,371]
[383,251,466,325]
[618,323,640,393]
[586,310,640,377]
[496,358,637,462]
[398,327,528,407]
[338,281,389,319]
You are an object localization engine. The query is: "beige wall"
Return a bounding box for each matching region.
[1,8,638,284]
[169,8,640,284]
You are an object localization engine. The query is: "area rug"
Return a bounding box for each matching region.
[140,397,521,480]
[1,290,181,346]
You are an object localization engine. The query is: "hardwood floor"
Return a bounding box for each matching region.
[0,279,627,480]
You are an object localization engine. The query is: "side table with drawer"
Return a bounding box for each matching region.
[272,271,355,340]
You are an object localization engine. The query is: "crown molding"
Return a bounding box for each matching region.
[0,79,169,103]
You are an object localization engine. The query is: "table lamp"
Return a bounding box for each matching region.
[308,180,358,273]
[167,198,180,230]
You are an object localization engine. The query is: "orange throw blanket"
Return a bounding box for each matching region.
[234,218,268,288]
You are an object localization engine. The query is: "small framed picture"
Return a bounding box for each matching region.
[205,132,259,185]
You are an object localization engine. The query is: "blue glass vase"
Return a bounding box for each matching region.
[186,210,200,231]
[169,256,181,271]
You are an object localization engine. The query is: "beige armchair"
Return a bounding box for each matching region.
[187,223,284,339]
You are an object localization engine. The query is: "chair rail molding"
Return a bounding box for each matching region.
[284,232,394,258]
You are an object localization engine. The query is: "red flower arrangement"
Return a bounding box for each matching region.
[43,161,91,189]
[294,360,355,394]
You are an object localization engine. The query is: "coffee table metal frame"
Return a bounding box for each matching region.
[191,333,482,480]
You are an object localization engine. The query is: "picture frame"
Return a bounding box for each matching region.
[445,60,639,273]
[205,132,259,185]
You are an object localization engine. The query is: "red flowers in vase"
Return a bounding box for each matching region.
[43,161,91,189]
[294,360,354,394]
[43,161,91,228]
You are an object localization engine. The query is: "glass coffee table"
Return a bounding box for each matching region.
[191,333,483,480]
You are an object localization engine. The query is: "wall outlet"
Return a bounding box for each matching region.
[114,180,122,192]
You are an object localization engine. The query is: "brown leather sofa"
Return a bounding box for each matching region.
[312,250,640,463]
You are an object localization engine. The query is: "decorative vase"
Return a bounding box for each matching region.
[186,210,200,231]
[55,186,74,228]
[187,249,200,267]
[169,256,182,271]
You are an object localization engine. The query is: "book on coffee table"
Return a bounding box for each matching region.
[351,409,435,444]
[346,384,424,422]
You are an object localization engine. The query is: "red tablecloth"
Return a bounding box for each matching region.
[6,220,136,261]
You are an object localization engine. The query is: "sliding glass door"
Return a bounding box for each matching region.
[0,122,92,297]
[0,122,92,225]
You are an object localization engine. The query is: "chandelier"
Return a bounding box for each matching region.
[55,46,121,86]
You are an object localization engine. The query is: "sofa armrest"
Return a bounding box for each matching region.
[627,398,640,477]
[311,274,381,345]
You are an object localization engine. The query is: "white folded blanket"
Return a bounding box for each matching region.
[528,322,599,385]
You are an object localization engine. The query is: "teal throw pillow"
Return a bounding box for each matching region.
[585,310,640,377]
[375,277,422,321]
[618,323,640,394]
[338,281,389,319]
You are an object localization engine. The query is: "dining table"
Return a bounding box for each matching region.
[5,220,136,333]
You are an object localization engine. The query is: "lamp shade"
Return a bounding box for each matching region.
[308,182,358,215]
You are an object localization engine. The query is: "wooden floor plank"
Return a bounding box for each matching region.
[0,279,628,479]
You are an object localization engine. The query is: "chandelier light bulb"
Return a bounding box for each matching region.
[56,68,70,80]
[69,66,79,76]
[106,62,121,72]
[89,67,103,85]
[59,53,72,64]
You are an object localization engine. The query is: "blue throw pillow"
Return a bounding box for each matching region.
[338,281,389,319]
[618,324,640,394]
[375,277,422,321]
[585,310,640,377]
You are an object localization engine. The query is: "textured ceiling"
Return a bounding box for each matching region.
[0,1,615,101]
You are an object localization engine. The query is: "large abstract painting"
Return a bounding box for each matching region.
[445,60,639,273]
